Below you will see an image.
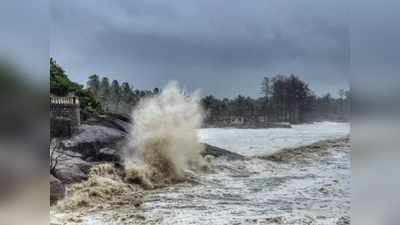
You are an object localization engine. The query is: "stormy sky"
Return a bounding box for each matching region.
[51,0,350,98]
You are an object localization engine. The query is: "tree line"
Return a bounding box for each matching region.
[50,58,102,118]
[51,58,349,124]
[50,58,158,118]
[85,74,159,116]
[201,75,350,124]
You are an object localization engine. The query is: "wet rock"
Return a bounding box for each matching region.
[51,123,126,185]
[87,114,131,133]
[50,175,65,205]
[60,125,125,160]
[202,143,245,160]
[259,138,348,163]
[95,147,121,162]
[53,155,92,184]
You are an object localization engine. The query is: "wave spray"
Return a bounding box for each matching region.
[124,82,205,188]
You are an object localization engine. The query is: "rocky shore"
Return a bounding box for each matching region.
[51,129,350,225]
[49,115,243,207]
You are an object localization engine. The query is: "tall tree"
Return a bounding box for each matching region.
[261,77,272,102]
[119,82,134,114]
[271,75,288,121]
[100,77,110,93]
[50,58,79,96]
[232,95,246,117]
[260,76,272,119]
[99,77,110,111]
[110,80,121,112]
[87,74,100,97]
[120,82,132,100]
[202,95,221,121]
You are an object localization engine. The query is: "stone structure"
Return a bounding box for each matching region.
[50,94,81,137]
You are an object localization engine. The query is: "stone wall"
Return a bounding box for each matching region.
[50,95,81,137]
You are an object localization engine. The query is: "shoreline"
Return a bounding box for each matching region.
[51,137,350,225]
[256,136,350,160]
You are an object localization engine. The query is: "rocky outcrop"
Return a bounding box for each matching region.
[202,143,245,160]
[52,121,127,185]
[95,147,121,162]
[60,124,125,160]
[86,114,132,133]
[53,153,93,184]
[259,138,349,163]
[50,175,65,205]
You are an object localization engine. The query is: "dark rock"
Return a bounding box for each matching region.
[87,114,131,133]
[53,155,92,184]
[95,147,121,162]
[51,123,127,184]
[60,125,125,160]
[202,143,245,160]
[50,175,65,205]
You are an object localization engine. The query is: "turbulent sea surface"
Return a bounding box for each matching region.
[51,122,350,225]
[198,122,350,156]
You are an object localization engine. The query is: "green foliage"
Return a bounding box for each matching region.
[85,75,159,116]
[87,74,101,96]
[202,75,349,124]
[50,58,102,116]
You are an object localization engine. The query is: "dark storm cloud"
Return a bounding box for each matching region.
[350,0,400,98]
[51,0,350,97]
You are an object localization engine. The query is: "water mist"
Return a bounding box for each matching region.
[124,82,205,188]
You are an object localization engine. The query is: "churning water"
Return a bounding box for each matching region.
[51,81,350,225]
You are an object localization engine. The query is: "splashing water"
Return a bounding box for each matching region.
[124,82,206,187]
[55,164,143,211]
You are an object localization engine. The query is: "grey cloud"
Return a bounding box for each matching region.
[51,0,350,97]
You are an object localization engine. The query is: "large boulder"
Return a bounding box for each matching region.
[50,175,65,205]
[60,125,125,160]
[53,153,92,184]
[86,114,132,133]
[51,122,127,184]
[95,147,121,162]
[95,114,131,133]
[202,143,245,160]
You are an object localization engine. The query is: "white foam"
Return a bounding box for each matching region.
[198,121,350,156]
